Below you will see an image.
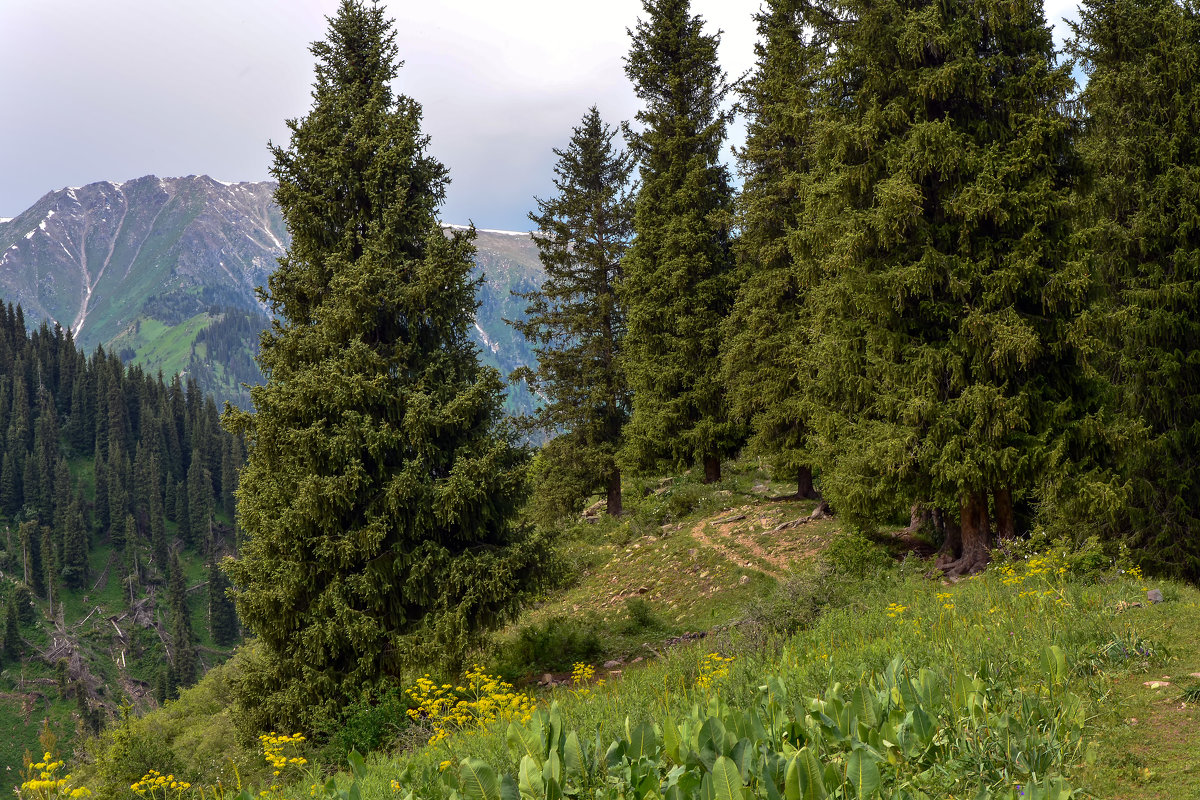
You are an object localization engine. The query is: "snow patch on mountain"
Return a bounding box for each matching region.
[474,322,501,354]
[443,223,532,238]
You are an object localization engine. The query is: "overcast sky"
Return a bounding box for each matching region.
[1,0,1081,231]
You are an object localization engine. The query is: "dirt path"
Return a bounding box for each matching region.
[689,504,833,580]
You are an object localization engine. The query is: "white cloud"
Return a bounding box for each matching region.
[0,0,1079,229]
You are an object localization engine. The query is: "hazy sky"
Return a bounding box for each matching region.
[1,0,1081,231]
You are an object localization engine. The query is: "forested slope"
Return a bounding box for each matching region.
[0,303,243,791]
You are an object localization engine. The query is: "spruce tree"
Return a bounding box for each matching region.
[61,499,88,589]
[187,456,212,545]
[721,0,823,498]
[514,106,635,519]
[167,554,196,690]
[798,0,1084,574]
[207,554,238,647]
[3,593,20,662]
[620,0,740,483]
[1068,0,1200,580]
[224,0,544,731]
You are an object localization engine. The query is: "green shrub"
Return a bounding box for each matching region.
[621,597,660,634]
[493,616,603,678]
[316,687,413,762]
[824,529,894,580]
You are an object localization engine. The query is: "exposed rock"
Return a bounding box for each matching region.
[603,659,622,669]
[738,575,751,586]
[582,500,606,519]
[1144,680,1171,688]
[1147,589,1164,603]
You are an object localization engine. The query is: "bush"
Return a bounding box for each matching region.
[493,616,603,678]
[823,529,894,580]
[621,597,660,634]
[316,687,413,762]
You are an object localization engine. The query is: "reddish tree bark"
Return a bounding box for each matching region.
[703,456,721,484]
[993,486,1014,540]
[941,491,991,577]
[606,470,623,517]
[797,465,819,499]
[934,508,962,570]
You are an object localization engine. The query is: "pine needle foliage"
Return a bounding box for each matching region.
[1068,0,1200,581]
[722,0,825,499]
[797,0,1087,573]
[514,107,635,521]
[224,0,545,733]
[620,0,741,484]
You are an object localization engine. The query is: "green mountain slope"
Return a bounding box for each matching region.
[0,179,545,413]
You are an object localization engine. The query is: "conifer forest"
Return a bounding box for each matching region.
[2,0,1199,797]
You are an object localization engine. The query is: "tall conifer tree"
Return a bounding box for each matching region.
[224,0,544,731]
[798,0,1085,574]
[722,0,824,498]
[621,0,739,483]
[514,107,635,519]
[1069,0,1200,580]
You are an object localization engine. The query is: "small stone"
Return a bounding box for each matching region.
[1144,680,1171,689]
[541,673,554,685]
[637,586,650,594]
[631,656,644,664]
[1147,589,1164,603]
[738,575,751,586]
[607,669,623,677]
[603,659,622,669]
[1190,672,1200,679]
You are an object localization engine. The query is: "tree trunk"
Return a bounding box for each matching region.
[905,502,931,534]
[934,508,962,570]
[941,491,991,577]
[605,469,623,517]
[993,487,1014,540]
[796,465,819,499]
[703,456,721,484]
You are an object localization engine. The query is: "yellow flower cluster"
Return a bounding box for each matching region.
[885,603,908,618]
[695,653,734,690]
[996,553,1068,590]
[130,769,191,797]
[571,662,595,685]
[18,752,91,799]
[405,666,536,745]
[259,731,308,786]
[936,591,955,611]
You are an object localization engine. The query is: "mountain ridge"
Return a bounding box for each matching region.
[0,175,544,412]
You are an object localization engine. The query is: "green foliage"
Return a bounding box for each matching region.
[514,106,635,519]
[621,597,660,634]
[794,0,1089,573]
[620,0,741,483]
[79,648,262,799]
[722,0,824,499]
[391,654,1088,799]
[224,0,546,733]
[493,616,604,678]
[1066,0,1200,581]
[317,687,415,763]
[823,532,894,582]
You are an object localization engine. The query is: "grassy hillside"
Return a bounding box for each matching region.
[26,460,1200,799]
